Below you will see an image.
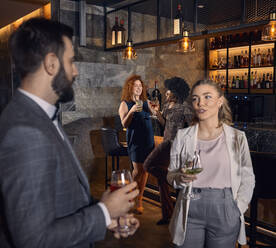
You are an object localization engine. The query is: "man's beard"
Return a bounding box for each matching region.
[51,64,75,104]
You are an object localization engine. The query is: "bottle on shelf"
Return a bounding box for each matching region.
[173,4,182,36]
[240,50,244,67]
[232,76,236,89]
[261,50,267,66]
[267,48,272,66]
[265,73,270,89]
[253,48,257,67]
[261,73,266,89]
[253,71,258,89]
[240,75,244,89]
[257,48,262,67]
[269,73,273,88]
[235,75,240,89]
[117,19,126,45]
[111,17,119,46]
[244,50,249,67]
[244,72,248,89]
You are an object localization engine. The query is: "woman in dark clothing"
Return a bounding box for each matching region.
[144,77,193,225]
[119,75,154,214]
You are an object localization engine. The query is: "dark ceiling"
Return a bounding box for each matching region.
[0,0,49,29]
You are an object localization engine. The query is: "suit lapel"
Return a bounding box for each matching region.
[58,123,91,196]
[15,91,91,198]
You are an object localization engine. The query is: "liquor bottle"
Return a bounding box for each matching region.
[240,50,244,67]
[210,38,215,49]
[253,71,258,89]
[272,48,274,64]
[240,75,244,89]
[257,48,262,67]
[267,48,272,66]
[117,19,126,45]
[266,73,270,88]
[235,75,240,89]
[269,73,273,88]
[221,76,225,90]
[111,17,119,46]
[244,50,249,67]
[261,73,266,89]
[173,4,182,35]
[250,71,254,88]
[244,72,248,89]
[232,76,236,89]
[253,49,257,67]
[261,51,267,66]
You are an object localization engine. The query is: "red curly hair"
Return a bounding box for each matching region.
[120,74,147,102]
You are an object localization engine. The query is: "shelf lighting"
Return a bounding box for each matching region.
[176,29,195,53]
[262,8,276,41]
[122,40,137,60]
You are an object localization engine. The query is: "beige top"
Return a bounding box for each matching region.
[193,132,231,188]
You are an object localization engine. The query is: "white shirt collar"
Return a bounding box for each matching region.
[18,88,56,119]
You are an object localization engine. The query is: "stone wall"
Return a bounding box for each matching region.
[59,0,205,175]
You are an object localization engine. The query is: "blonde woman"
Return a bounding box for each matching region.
[168,80,255,248]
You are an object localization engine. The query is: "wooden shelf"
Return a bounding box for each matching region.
[228,89,248,94]
[250,89,273,94]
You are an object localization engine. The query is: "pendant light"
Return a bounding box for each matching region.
[262,8,276,41]
[176,27,195,53]
[122,39,137,60]
[122,7,137,60]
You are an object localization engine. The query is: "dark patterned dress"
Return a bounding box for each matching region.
[144,101,193,221]
[125,101,154,163]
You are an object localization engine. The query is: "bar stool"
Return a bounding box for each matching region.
[247,152,276,248]
[100,127,129,189]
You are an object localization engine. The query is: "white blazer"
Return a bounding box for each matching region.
[167,123,255,246]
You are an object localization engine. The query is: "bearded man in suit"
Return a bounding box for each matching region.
[0,17,139,248]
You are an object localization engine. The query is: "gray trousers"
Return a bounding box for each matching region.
[176,188,241,248]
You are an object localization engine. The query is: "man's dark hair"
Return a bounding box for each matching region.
[9,18,73,80]
[164,77,190,103]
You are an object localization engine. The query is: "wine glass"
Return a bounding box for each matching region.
[182,151,203,200]
[110,170,135,233]
[150,97,159,119]
[135,99,143,112]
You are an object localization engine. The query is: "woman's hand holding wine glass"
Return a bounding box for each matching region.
[180,151,203,200]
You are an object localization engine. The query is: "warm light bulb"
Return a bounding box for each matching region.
[183,38,189,50]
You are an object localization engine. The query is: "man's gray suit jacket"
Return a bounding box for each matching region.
[0,91,106,247]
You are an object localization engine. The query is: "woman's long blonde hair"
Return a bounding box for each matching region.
[120,74,147,102]
[190,79,232,126]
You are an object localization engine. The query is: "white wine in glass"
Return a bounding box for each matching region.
[182,151,203,200]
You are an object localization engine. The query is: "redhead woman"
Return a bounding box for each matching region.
[168,80,255,248]
[119,75,154,214]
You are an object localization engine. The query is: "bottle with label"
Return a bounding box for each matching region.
[269,73,273,88]
[111,17,119,46]
[266,73,270,88]
[244,50,249,67]
[257,48,262,67]
[235,75,240,89]
[240,50,244,67]
[173,4,182,35]
[240,75,244,89]
[117,19,126,45]
[244,72,248,89]
[253,49,257,67]
[267,48,272,66]
[232,76,235,89]
[261,73,266,89]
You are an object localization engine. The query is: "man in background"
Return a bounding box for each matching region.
[0,18,139,248]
